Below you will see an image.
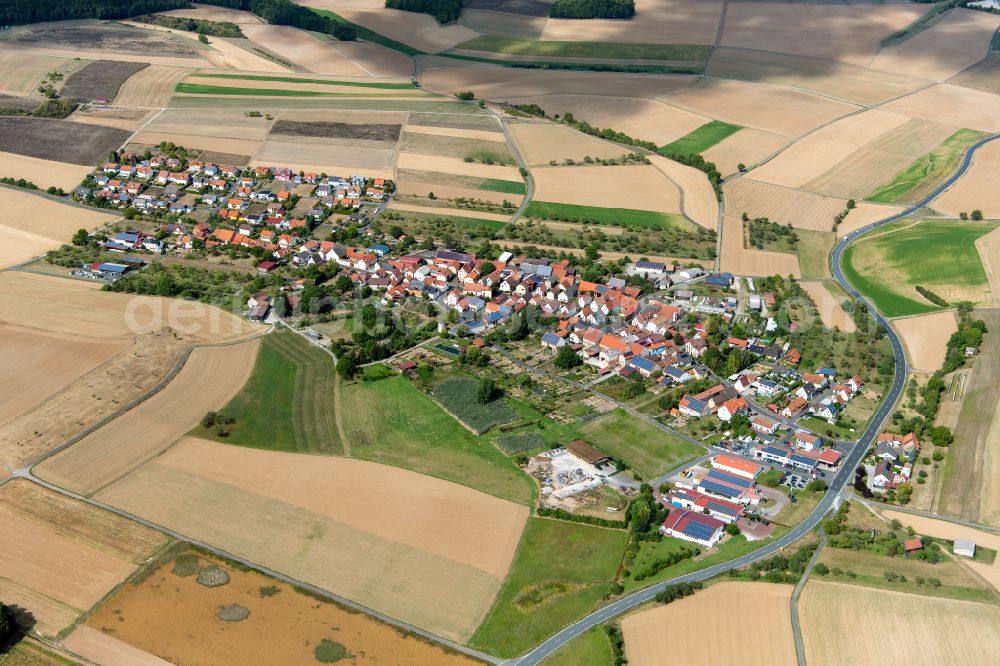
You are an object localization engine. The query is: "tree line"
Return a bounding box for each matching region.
[197,0,357,40]
[1,0,187,26]
[384,0,462,24]
[550,0,635,19]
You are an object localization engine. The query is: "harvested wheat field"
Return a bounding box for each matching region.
[96,437,528,641]
[807,118,959,199]
[705,47,930,106]
[0,327,125,427]
[720,215,800,278]
[302,0,478,53]
[71,107,153,131]
[800,282,856,333]
[880,510,1000,587]
[541,0,721,45]
[63,627,171,666]
[748,110,910,189]
[882,84,1000,133]
[662,78,857,138]
[701,128,788,176]
[142,107,271,141]
[396,180,518,204]
[508,121,627,165]
[502,94,708,146]
[132,131,259,159]
[36,339,261,496]
[0,480,166,638]
[935,139,1000,219]
[118,21,287,73]
[871,9,1000,83]
[648,154,718,229]
[727,180,900,233]
[950,52,1000,96]
[238,23,368,75]
[160,4,264,23]
[389,202,510,222]
[976,226,1000,305]
[0,52,69,95]
[532,164,681,213]
[892,310,958,372]
[422,67,695,100]
[622,582,795,666]
[0,189,118,268]
[254,138,396,178]
[398,152,521,180]
[114,65,193,107]
[79,548,479,666]
[801,581,1000,666]
[720,3,925,66]
[405,123,503,142]
[0,151,93,191]
[279,108,409,124]
[184,74,426,96]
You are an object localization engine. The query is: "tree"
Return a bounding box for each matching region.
[813,563,830,576]
[456,91,475,100]
[336,354,357,378]
[972,209,984,221]
[725,522,740,536]
[480,261,496,276]
[71,228,89,246]
[554,344,582,369]
[0,602,16,643]
[960,211,969,221]
[476,377,496,404]
[198,32,208,43]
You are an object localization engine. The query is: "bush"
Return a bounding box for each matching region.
[259,585,280,597]
[216,604,251,622]
[171,553,201,577]
[813,563,830,576]
[537,506,627,529]
[314,639,349,663]
[654,581,703,604]
[915,285,948,307]
[196,566,230,588]
[456,90,475,100]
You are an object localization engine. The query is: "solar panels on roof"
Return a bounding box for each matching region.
[707,469,752,488]
[683,520,720,541]
[699,479,741,499]
[705,500,739,517]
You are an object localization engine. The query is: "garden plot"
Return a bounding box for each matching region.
[0,189,117,268]
[701,128,789,177]
[661,77,857,138]
[539,0,720,45]
[301,0,479,52]
[531,164,681,213]
[747,110,910,189]
[705,47,931,106]
[806,118,959,199]
[799,281,856,333]
[114,65,195,107]
[892,311,958,372]
[74,548,478,666]
[800,581,1000,666]
[36,339,261,496]
[871,9,1000,83]
[0,480,166,638]
[59,60,148,103]
[0,52,71,95]
[720,2,925,65]
[508,120,626,165]
[0,151,94,191]
[882,84,1000,133]
[96,437,528,642]
[720,215,800,278]
[622,583,795,666]
[421,67,695,99]
[0,117,130,166]
[647,154,718,230]
[934,139,1000,219]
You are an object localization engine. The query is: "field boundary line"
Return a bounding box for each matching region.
[791,526,828,666]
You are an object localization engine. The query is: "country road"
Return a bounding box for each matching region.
[507,132,1000,665]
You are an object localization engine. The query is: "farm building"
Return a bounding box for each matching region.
[666,489,744,524]
[660,508,726,547]
[712,454,762,480]
[954,539,977,558]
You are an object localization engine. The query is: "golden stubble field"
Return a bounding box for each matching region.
[35,339,262,496]
[94,437,529,642]
[531,164,682,214]
[0,152,94,191]
[0,480,166,638]
[935,139,1000,220]
[891,310,958,372]
[0,189,118,268]
[800,580,1000,665]
[74,548,479,666]
[800,281,857,333]
[0,272,260,469]
[508,120,626,166]
[720,215,801,278]
[622,582,796,666]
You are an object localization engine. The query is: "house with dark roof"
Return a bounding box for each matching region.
[659,508,726,547]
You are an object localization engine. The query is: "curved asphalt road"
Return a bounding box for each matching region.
[510,134,1000,665]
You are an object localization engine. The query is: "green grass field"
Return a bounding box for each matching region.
[188,73,416,89]
[577,410,702,479]
[622,533,764,593]
[842,218,997,316]
[866,129,987,204]
[524,200,690,230]
[454,36,710,61]
[661,120,742,155]
[193,327,343,454]
[174,83,415,97]
[545,626,614,666]
[470,518,626,657]
[337,376,533,503]
[390,209,509,230]
[478,177,527,195]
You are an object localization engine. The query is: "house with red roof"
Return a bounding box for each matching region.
[659,508,726,547]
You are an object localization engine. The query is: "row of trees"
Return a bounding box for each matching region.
[550,0,635,19]
[0,0,187,26]
[385,0,462,24]
[198,0,357,40]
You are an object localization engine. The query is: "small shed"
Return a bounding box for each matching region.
[903,537,923,555]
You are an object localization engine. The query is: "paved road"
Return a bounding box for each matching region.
[508,134,1000,666]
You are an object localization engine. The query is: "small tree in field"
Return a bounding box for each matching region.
[476,377,496,404]
[554,345,582,369]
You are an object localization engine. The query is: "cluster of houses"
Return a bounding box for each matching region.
[871,432,921,490]
[727,365,864,425]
